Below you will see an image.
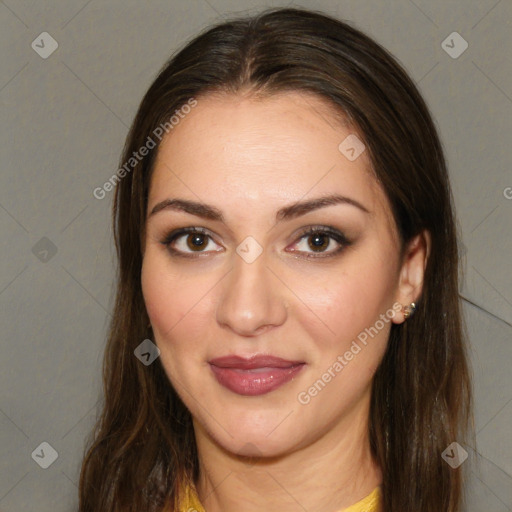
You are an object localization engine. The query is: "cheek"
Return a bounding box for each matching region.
[141,255,220,402]
[292,265,395,417]
[141,254,216,352]
[298,258,397,342]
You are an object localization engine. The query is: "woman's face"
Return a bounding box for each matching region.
[141,91,410,457]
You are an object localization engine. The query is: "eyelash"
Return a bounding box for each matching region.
[160,226,352,260]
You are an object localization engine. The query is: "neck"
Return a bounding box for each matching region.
[193,393,381,512]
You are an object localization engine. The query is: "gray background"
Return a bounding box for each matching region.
[0,0,511,510]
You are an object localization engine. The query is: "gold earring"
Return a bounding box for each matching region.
[403,302,417,319]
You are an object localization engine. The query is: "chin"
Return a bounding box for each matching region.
[228,435,295,460]
[209,416,304,460]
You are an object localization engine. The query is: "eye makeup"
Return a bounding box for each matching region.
[159,224,353,260]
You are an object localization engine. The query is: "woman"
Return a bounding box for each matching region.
[79,7,472,512]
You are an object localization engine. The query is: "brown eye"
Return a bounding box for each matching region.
[307,233,330,252]
[161,227,223,256]
[186,233,209,251]
[286,226,351,258]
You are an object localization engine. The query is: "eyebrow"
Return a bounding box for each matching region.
[148,194,370,222]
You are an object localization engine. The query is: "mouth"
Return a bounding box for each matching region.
[208,355,306,396]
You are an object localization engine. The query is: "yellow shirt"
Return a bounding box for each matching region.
[181,483,380,512]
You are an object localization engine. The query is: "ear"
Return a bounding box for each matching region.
[391,230,431,324]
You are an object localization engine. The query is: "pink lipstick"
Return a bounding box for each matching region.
[209,355,305,396]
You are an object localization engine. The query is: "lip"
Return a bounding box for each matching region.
[209,355,305,396]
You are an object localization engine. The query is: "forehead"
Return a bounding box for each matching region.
[149,91,388,219]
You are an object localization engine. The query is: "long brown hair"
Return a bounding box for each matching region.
[79,7,472,511]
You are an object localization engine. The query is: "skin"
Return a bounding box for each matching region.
[141,90,429,512]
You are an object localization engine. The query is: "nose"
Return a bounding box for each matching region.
[215,251,288,337]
